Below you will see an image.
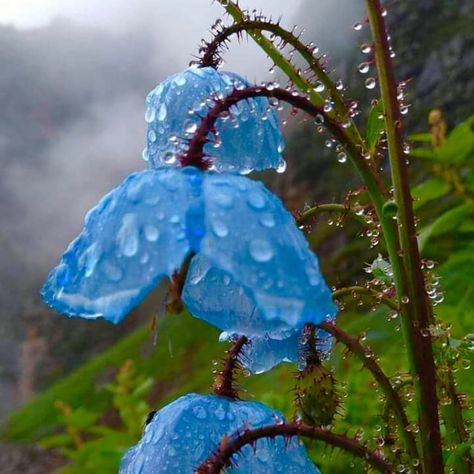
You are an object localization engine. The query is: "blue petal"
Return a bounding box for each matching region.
[41,168,198,323]
[144,66,285,173]
[233,322,336,374]
[183,174,338,336]
[119,393,320,474]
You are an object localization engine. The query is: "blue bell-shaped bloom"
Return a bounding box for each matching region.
[41,167,336,339]
[144,66,285,173]
[119,393,321,474]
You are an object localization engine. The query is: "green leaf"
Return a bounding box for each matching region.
[435,116,474,164]
[408,132,432,143]
[409,148,438,161]
[365,99,384,154]
[419,202,474,250]
[412,177,451,210]
[39,433,74,449]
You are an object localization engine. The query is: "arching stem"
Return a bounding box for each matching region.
[297,203,367,226]
[332,286,398,312]
[195,421,394,474]
[318,322,419,462]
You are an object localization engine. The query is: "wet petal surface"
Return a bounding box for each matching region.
[41,168,195,323]
[183,174,337,336]
[144,67,285,173]
[119,393,320,474]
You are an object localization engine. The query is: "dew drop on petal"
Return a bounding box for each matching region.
[249,239,274,262]
[157,103,167,121]
[116,214,139,257]
[144,225,160,242]
[247,192,266,210]
[145,106,155,123]
[211,220,229,238]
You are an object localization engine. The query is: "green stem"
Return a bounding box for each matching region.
[318,322,419,462]
[217,1,389,204]
[365,1,443,471]
[297,203,367,226]
[332,285,398,312]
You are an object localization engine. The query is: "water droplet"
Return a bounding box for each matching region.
[144,225,160,242]
[276,159,287,173]
[259,213,276,228]
[141,147,149,162]
[163,151,177,164]
[211,220,229,238]
[249,239,274,262]
[401,296,409,304]
[353,22,363,31]
[358,62,370,74]
[365,77,377,89]
[360,43,372,54]
[145,106,155,123]
[117,214,139,257]
[337,152,347,163]
[336,80,344,91]
[185,121,198,134]
[101,261,123,282]
[148,129,157,143]
[192,405,207,420]
[313,81,325,93]
[157,103,167,121]
[247,192,266,210]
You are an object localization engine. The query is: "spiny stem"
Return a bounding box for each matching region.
[297,203,368,226]
[199,19,346,113]
[366,1,443,471]
[182,85,387,208]
[332,285,398,312]
[215,0,376,175]
[318,322,419,462]
[195,421,394,474]
[213,335,248,399]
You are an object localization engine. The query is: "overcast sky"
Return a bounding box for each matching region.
[0,0,307,77]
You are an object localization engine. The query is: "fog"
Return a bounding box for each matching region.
[0,0,363,418]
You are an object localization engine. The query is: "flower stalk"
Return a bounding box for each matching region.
[196,421,394,474]
[365,0,443,471]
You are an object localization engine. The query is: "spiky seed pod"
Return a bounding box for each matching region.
[294,362,341,427]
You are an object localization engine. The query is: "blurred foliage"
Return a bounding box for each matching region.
[3,113,473,473]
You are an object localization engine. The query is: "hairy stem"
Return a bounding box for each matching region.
[332,285,398,312]
[297,203,367,226]
[195,421,394,474]
[213,335,248,399]
[183,85,387,209]
[366,1,443,471]
[216,1,379,175]
[200,20,346,113]
[318,322,419,462]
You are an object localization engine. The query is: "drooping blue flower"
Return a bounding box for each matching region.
[119,393,320,474]
[143,66,285,173]
[41,167,337,341]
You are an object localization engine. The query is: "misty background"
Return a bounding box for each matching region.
[0,0,472,426]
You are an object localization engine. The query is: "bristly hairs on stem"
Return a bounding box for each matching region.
[195,421,394,474]
[180,84,353,170]
[213,335,248,399]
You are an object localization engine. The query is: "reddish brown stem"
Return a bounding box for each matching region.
[213,335,248,399]
[195,422,394,473]
[318,322,419,462]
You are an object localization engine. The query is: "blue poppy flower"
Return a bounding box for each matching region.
[143,66,285,173]
[119,393,321,474]
[41,167,336,341]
